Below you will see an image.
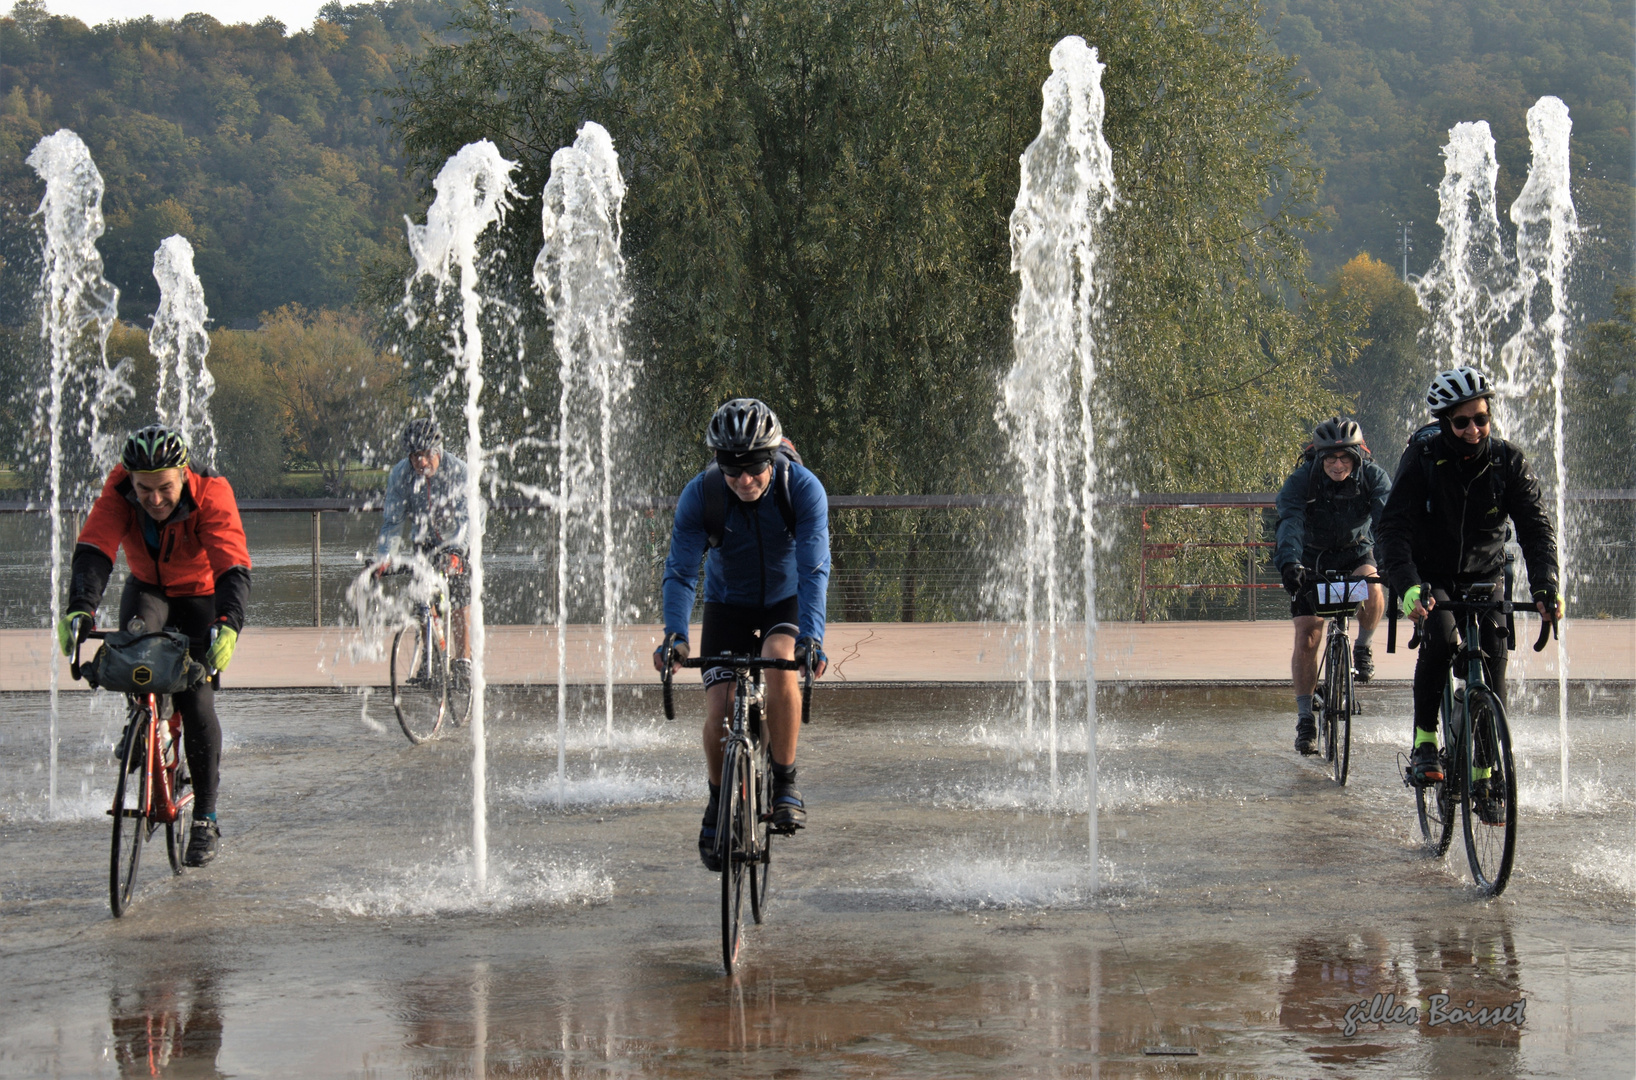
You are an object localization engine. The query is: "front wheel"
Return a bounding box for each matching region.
[748,746,772,925]
[110,710,151,917]
[391,620,447,744]
[164,718,194,875]
[1329,636,1353,785]
[719,744,747,973]
[1461,687,1517,895]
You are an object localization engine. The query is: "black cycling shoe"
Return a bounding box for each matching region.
[1353,643,1375,683]
[184,819,220,867]
[1472,779,1507,826]
[1407,742,1444,786]
[1294,716,1318,756]
[770,784,806,832]
[698,798,722,872]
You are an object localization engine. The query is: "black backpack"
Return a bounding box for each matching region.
[702,437,803,549]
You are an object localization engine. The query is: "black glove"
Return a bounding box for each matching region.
[794,635,825,673]
[1532,588,1563,620]
[654,635,689,667]
[1280,564,1307,596]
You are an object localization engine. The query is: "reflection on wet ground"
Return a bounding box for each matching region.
[2,683,1631,1076]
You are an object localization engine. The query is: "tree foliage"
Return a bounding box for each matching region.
[1326,252,1426,472]
[1265,0,1633,321]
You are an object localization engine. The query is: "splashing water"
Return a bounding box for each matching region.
[534,121,634,805]
[1000,37,1116,891]
[1504,98,1577,807]
[1417,101,1578,807]
[149,234,218,463]
[26,130,129,820]
[403,140,520,889]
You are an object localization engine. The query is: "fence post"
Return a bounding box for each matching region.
[311,510,321,627]
[1246,507,1256,622]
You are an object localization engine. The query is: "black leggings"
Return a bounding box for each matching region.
[118,579,221,819]
[1412,585,1509,735]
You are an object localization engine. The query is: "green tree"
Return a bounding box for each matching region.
[207,328,286,495]
[1326,253,1426,473]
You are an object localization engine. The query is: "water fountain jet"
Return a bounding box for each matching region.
[150,234,218,462]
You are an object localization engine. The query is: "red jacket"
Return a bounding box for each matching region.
[72,466,252,627]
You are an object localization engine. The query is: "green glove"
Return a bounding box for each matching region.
[207,625,239,671]
[1400,585,1424,620]
[56,611,92,657]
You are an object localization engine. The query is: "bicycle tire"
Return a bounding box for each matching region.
[391,621,446,744]
[1318,635,1338,766]
[165,717,194,875]
[1415,741,1457,857]
[110,708,150,917]
[1461,686,1517,895]
[719,742,747,973]
[748,743,772,925]
[1333,636,1352,786]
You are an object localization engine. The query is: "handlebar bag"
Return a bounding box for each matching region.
[83,628,206,695]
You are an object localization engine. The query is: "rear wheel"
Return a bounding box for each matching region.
[110,709,150,917]
[391,618,446,744]
[164,718,194,875]
[1415,742,1457,857]
[719,743,747,973]
[748,744,773,925]
[1461,687,1517,895]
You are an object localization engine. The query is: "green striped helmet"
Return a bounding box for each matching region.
[121,425,189,472]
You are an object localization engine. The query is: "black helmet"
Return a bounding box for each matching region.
[121,425,189,472]
[1425,366,1494,414]
[1312,416,1365,466]
[402,417,443,456]
[705,399,782,458]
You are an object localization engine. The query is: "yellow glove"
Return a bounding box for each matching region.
[1400,584,1424,619]
[56,611,92,657]
[207,625,239,671]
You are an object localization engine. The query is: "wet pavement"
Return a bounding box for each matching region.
[1,683,1631,1077]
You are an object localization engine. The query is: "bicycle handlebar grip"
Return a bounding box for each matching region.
[662,666,675,720]
[800,667,812,725]
[1532,616,1556,653]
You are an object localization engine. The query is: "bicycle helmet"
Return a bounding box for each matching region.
[1311,416,1366,467]
[1425,366,1494,414]
[705,399,782,459]
[121,425,189,473]
[402,417,443,456]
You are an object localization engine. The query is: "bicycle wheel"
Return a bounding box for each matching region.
[748,744,773,925]
[1461,687,1517,895]
[391,620,446,744]
[110,709,150,917]
[165,718,194,875]
[1415,741,1457,857]
[719,743,747,973]
[1318,638,1337,765]
[1332,637,1353,786]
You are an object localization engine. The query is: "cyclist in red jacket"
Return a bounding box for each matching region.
[55,425,251,867]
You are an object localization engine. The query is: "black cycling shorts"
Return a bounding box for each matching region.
[420,545,470,606]
[1289,545,1377,618]
[698,596,800,689]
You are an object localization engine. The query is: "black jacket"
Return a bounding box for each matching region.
[1377,432,1558,597]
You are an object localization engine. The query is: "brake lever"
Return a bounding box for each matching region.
[1532,616,1557,653]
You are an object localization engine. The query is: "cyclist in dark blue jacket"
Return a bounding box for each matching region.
[1274,417,1391,754]
[652,399,830,870]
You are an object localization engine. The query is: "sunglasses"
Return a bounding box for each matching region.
[720,460,771,478]
[1449,412,1492,431]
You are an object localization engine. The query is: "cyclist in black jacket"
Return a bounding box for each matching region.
[1377,366,1562,786]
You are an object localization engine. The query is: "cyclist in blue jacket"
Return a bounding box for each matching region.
[1274,417,1390,755]
[652,399,830,870]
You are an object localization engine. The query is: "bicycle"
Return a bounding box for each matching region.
[70,620,211,917]
[1394,579,1553,897]
[380,556,472,744]
[660,640,814,974]
[1305,571,1384,786]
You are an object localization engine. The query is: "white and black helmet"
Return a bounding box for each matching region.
[705,398,782,456]
[1426,366,1494,414]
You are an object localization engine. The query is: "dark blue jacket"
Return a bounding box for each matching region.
[1274,456,1391,571]
[661,461,830,643]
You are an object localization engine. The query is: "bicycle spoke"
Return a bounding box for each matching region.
[1461,688,1517,895]
[392,622,446,743]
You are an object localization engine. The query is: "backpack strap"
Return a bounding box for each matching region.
[702,452,797,550]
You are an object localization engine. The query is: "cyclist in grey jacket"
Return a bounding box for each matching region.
[1274,417,1391,754]
[374,418,471,666]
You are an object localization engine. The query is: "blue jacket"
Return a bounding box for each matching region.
[1274,456,1391,571]
[662,461,831,643]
